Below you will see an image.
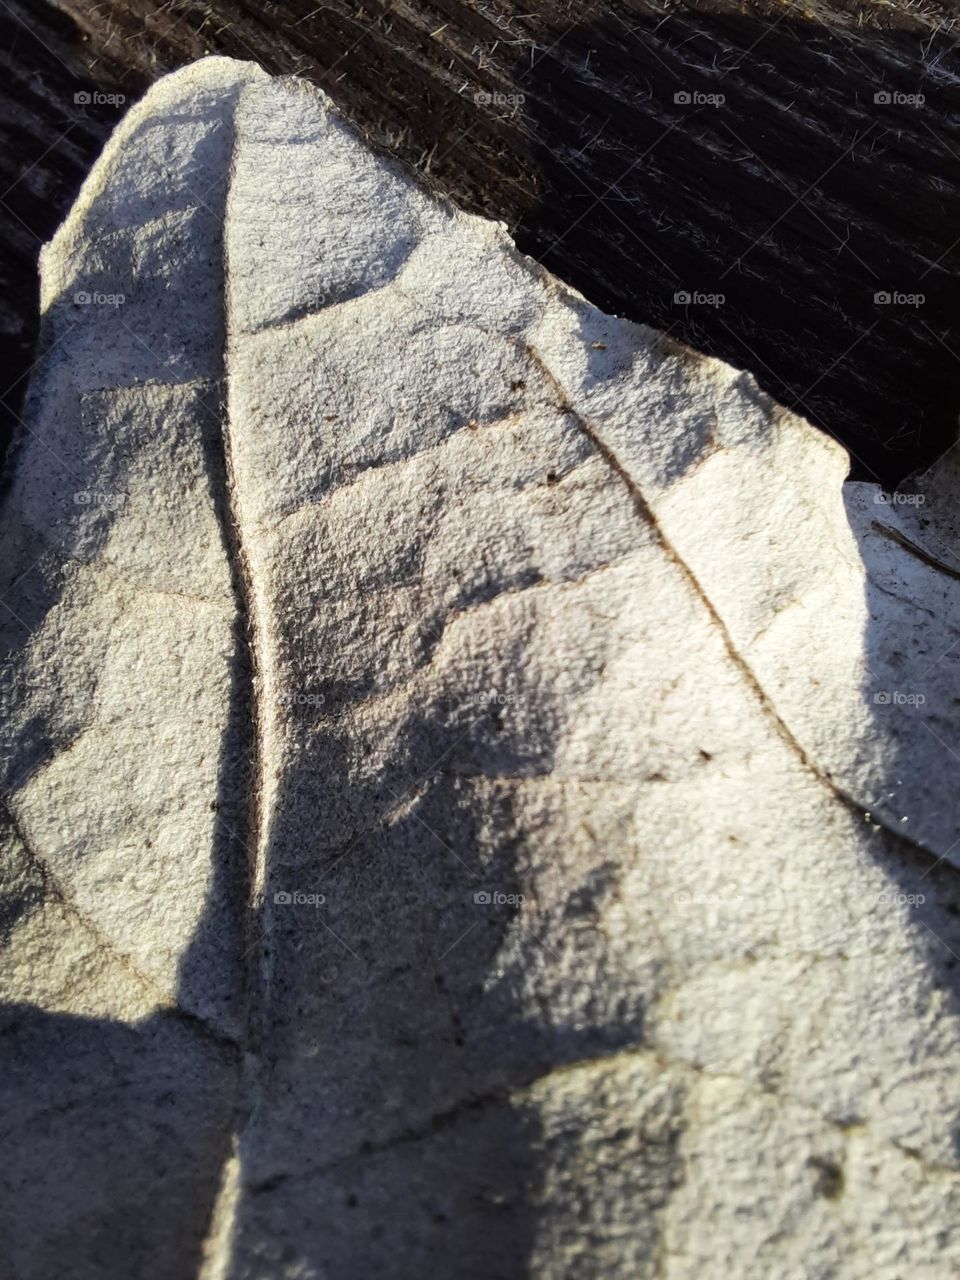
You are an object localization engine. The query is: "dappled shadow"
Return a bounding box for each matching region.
[4,11,960,1272]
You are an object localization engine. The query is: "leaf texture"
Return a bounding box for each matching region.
[2,57,960,1280]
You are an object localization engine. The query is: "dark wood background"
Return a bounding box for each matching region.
[4,0,960,485]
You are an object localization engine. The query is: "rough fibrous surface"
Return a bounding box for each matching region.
[2,57,960,1280]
